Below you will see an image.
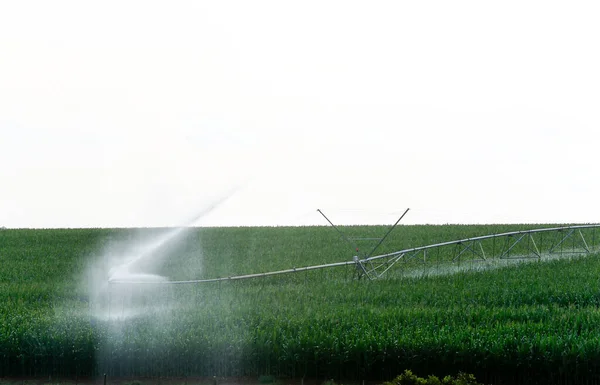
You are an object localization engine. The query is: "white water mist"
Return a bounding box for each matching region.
[87,187,239,321]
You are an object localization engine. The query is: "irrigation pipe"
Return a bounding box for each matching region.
[109,224,600,285]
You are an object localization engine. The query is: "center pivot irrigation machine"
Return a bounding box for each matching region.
[108,209,600,286]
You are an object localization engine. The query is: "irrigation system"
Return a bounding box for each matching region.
[109,209,600,285]
[358,223,600,279]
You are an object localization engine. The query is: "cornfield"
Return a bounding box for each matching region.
[1,225,600,385]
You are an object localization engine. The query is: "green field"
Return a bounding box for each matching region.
[2,225,600,385]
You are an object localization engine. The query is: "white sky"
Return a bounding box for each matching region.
[1,0,599,228]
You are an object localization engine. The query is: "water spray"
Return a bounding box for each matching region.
[107,186,241,283]
[90,186,242,321]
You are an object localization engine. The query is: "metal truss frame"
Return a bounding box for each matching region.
[359,224,600,279]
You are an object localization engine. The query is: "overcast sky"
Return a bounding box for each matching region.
[1,1,599,228]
